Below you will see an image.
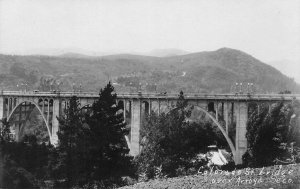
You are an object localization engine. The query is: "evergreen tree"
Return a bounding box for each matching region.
[244,101,300,167]
[56,96,87,187]
[85,82,131,183]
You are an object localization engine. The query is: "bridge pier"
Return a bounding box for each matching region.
[51,99,60,145]
[130,99,141,156]
[0,96,4,122]
[224,102,229,134]
[234,102,248,164]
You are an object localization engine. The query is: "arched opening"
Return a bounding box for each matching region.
[150,100,159,114]
[208,102,215,113]
[141,101,150,118]
[117,101,125,116]
[164,104,236,161]
[159,100,169,113]
[7,100,51,144]
[186,105,236,159]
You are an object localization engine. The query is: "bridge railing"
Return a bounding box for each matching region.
[1,90,300,100]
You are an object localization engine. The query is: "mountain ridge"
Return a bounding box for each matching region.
[0,48,299,93]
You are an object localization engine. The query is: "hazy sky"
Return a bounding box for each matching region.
[0,0,299,80]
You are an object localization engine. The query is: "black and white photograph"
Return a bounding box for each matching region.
[0,0,300,188]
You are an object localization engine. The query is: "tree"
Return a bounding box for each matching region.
[0,119,46,188]
[85,82,132,184]
[135,91,226,178]
[56,96,87,187]
[0,118,11,142]
[244,101,300,167]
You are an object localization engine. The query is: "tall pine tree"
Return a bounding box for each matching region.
[85,82,131,183]
[244,101,300,167]
[56,96,87,187]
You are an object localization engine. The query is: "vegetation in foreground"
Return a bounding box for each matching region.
[134,91,229,180]
[0,82,134,188]
[119,163,300,189]
[244,100,300,167]
[0,83,299,188]
[120,99,300,189]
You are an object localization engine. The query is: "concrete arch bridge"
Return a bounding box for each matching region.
[0,91,299,164]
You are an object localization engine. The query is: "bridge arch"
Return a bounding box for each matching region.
[191,105,235,154]
[141,100,150,116]
[7,100,52,143]
[165,104,236,159]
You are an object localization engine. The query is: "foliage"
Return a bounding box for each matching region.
[0,120,52,189]
[38,77,62,92]
[56,95,89,187]
[1,83,134,188]
[243,101,300,167]
[135,91,229,179]
[274,142,300,164]
[84,82,133,186]
[1,156,39,189]
[9,63,38,87]
[0,118,11,142]
[20,109,50,143]
[0,83,135,188]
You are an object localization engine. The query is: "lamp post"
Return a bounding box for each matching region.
[145,83,148,92]
[79,83,82,93]
[239,83,243,94]
[72,83,75,93]
[139,83,142,93]
[57,81,62,92]
[50,82,53,92]
[20,83,24,92]
[235,83,239,94]
[19,82,28,92]
[247,83,250,94]
[250,83,254,94]
[129,82,133,93]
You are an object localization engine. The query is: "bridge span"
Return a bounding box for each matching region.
[0,90,299,164]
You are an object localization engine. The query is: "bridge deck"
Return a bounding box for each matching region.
[1,91,299,101]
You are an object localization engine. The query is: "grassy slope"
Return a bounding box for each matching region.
[119,164,300,189]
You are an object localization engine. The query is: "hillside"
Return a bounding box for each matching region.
[0,48,299,93]
[119,164,300,189]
